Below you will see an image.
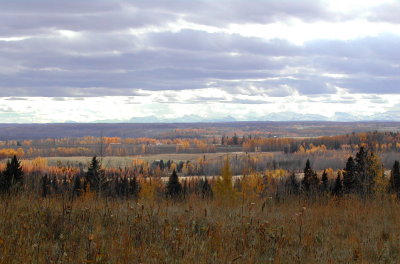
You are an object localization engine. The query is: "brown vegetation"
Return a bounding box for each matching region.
[1,195,400,263]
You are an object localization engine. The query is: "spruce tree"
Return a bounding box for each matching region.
[40,174,50,198]
[73,175,82,197]
[0,155,24,193]
[121,177,129,198]
[343,157,356,193]
[166,169,182,199]
[332,171,343,197]
[301,159,319,194]
[86,156,106,196]
[232,133,239,145]
[129,176,140,200]
[288,172,299,195]
[321,169,329,193]
[51,176,59,194]
[355,147,368,195]
[201,178,213,199]
[183,180,188,199]
[389,160,400,196]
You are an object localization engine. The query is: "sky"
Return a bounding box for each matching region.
[1,0,400,123]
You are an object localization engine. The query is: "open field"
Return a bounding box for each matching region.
[45,152,276,168]
[1,195,400,263]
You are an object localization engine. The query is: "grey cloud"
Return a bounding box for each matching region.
[368,2,400,24]
[1,30,400,96]
[0,1,176,37]
[134,0,338,26]
[5,97,28,101]
[227,99,274,104]
[0,0,400,98]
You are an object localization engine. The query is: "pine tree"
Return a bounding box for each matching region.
[0,155,24,193]
[332,171,343,197]
[166,169,182,199]
[343,157,356,193]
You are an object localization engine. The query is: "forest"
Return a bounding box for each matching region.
[1,128,400,263]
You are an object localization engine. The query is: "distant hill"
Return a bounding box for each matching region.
[0,121,400,140]
[127,115,237,123]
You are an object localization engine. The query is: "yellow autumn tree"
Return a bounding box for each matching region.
[140,178,163,201]
[369,153,387,198]
[240,172,266,200]
[213,157,237,202]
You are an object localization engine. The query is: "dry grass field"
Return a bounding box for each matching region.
[1,194,399,263]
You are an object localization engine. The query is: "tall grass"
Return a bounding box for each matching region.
[0,194,399,263]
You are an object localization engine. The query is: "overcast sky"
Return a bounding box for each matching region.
[1,0,400,123]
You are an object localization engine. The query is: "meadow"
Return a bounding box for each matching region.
[1,194,400,263]
[1,130,400,263]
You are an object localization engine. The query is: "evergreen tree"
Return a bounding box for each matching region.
[85,156,106,196]
[355,147,368,195]
[40,174,50,198]
[183,180,188,199]
[288,172,299,195]
[121,177,129,197]
[343,157,356,193]
[389,160,400,196]
[129,176,140,200]
[201,178,213,199]
[321,169,329,193]
[165,169,182,199]
[73,175,82,197]
[301,159,319,194]
[332,171,343,197]
[62,175,68,190]
[0,155,24,193]
[51,176,59,194]
[232,133,239,145]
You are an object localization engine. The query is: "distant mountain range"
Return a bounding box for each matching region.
[127,115,237,123]
[85,111,400,124]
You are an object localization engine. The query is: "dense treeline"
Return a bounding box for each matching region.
[1,146,398,203]
[1,131,400,158]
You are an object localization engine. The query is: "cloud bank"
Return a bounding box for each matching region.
[0,0,400,122]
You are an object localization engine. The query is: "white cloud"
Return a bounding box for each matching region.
[1,92,399,123]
